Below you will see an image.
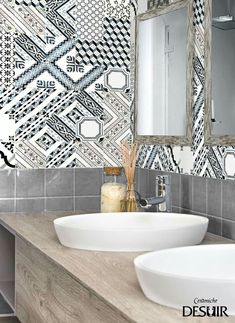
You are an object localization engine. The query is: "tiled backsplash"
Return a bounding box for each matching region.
[0,0,234,181]
[0,168,103,213]
[138,169,235,240]
[0,167,234,241]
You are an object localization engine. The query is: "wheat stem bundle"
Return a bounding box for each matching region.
[121,141,138,212]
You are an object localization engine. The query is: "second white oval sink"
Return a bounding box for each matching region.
[54,212,208,252]
[135,244,235,315]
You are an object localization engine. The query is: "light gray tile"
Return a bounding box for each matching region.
[0,199,15,213]
[138,168,149,196]
[148,169,157,197]
[75,168,102,196]
[46,197,74,212]
[180,175,193,210]
[222,180,235,221]
[0,170,15,198]
[192,176,206,214]
[172,206,181,213]
[222,219,235,240]
[46,169,74,197]
[16,198,44,213]
[75,196,100,211]
[206,178,222,218]
[207,215,222,236]
[171,173,181,207]
[16,169,44,198]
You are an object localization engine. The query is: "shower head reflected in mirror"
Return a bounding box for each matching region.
[212,15,235,30]
[212,0,235,30]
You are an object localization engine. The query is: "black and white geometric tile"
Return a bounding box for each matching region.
[0,0,234,179]
[0,142,15,169]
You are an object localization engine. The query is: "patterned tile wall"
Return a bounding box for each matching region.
[138,0,235,180]
[0,0,234,179]
[0,0,135,168]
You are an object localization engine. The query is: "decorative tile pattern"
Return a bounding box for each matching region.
[105,0,130,20]
[15,140,46,168]
[104,68,129,92]
[76,0,104,41]
[0,32,15,88]
[103,17,130,70]
[0,0,233,178]
[0,142,15,169]
[224,151,235,179]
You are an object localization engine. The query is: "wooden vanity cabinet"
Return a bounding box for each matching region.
[15,237,129,323]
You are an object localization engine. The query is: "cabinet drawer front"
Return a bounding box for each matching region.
[16,237,130,323]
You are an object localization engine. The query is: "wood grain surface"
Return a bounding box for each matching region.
[0,212,234,323]
[0,317,20,323]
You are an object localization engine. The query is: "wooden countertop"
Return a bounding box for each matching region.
[0,211,234,323]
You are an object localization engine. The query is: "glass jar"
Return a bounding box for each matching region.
[101,167,127,213]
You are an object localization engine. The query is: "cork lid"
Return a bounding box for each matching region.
[104,167,122,176]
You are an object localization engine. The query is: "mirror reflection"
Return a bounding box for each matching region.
[211,0,235,136]
[136,1,193,145]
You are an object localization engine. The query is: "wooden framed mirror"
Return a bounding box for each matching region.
[205,0,235,145]
[135,0,194,145]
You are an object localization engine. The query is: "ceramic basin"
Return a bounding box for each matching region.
[54,212,208,252]
[135,244,235,315]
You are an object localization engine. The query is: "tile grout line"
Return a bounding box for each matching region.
[44,169,47,212]
[73,168,76,211]
[220,180,223,237]
[14,169,16,212]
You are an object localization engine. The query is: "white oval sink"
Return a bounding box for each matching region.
[54,212,208,252]
[135,244,235,315]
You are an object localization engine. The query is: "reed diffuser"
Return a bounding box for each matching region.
[121,141,138,212]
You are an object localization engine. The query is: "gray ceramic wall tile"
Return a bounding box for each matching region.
[0,170,15,198]
[75,196,100,211]
[180,208,194,215]
[137,168,150,196]
[171,173,181,207]
[206,178,222,218]
[75,168,102,196]
[46,169,74,197]
[16,198,44,213]
[0,199,15,213]
[148,169,157,197]
[222,180,235,221]
[46,197,74,212]
[192,176,206,214]
[207,215,222,236]
[172,206,181,213]
[16,169,44,198]
[222,219,235,240]
[180,175,193,210]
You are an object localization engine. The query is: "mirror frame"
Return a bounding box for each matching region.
[204,0,235,145]
[134,0,194,146]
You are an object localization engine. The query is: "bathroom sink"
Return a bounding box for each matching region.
[54,212,208,252]
[135,244,235,315]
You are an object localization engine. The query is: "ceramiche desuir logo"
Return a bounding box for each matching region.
[182,298,229,317]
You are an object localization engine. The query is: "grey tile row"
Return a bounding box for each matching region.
[173,174,227,220]
[0,196,101,213]
[0,168,103,213]
[172,206,235,239]
[139,168,235,240]
[0,168,102,198]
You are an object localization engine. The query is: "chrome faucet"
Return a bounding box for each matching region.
[138,175,172,212]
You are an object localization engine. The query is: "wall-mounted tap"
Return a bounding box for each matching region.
[138,175,172,212]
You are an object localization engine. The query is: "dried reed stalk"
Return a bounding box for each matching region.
[121,141,138,212]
